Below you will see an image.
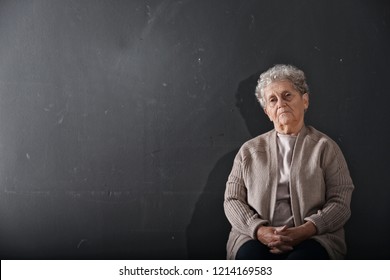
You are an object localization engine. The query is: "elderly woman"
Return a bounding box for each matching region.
[224,64,354,260]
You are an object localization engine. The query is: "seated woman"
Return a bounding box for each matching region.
[224,64,354,260]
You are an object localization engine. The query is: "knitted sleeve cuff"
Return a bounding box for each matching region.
[304,215,327,235]
[248,219,269,239]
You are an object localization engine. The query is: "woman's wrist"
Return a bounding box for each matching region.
[301,221,317,238]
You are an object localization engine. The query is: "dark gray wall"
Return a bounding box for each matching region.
[0,0,389,259]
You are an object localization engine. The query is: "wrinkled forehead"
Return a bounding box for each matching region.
[263,80,297,96]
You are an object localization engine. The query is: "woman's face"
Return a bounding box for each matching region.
[263,80,309,135]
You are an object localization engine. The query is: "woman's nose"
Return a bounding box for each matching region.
[276,98,286,108]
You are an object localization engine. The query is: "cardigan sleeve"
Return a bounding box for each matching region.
[224,149,269,239]
[304,140,354,235]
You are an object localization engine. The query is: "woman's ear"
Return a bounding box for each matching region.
[264,107,272,121]
[303,93,309,110]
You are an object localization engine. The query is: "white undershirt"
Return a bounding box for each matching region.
[273,133,296,227]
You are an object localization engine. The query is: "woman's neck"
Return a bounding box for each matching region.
[275,122,304,136]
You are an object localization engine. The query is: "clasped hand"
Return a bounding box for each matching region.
[256,222,316,254]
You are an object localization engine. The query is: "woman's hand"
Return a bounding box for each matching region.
[256,225,294,254]
[275,222,317,247]
[256,222,317,254]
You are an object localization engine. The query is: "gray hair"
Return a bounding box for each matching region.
[255,64,309,108]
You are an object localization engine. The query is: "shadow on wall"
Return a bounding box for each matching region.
[186,70,273,259]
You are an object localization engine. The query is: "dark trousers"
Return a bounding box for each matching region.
[236,239,330,260]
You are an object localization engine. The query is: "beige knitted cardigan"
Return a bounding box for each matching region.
[224,126,354,259]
